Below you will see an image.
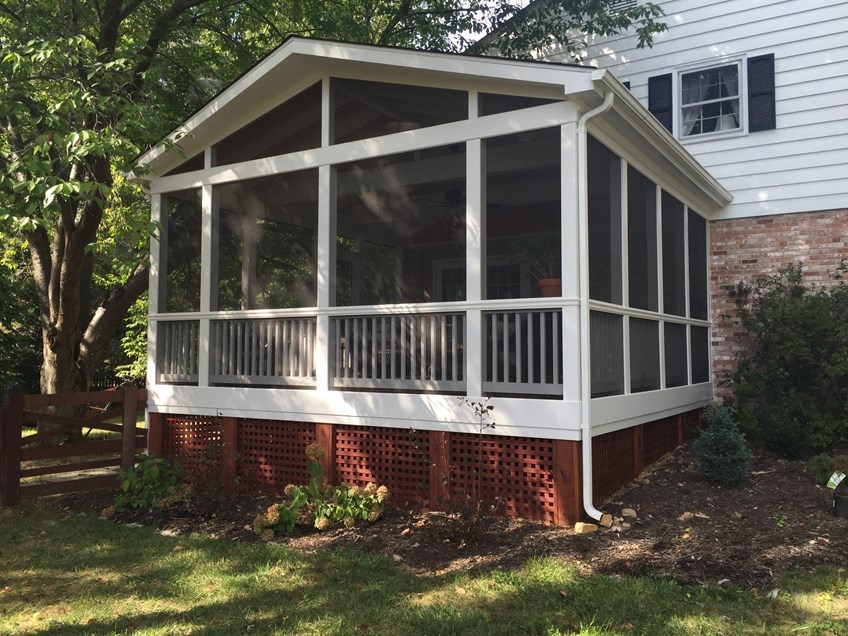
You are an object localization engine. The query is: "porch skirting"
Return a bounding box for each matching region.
[148,410,702,526]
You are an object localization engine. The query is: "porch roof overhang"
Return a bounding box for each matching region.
[134,37,731,215]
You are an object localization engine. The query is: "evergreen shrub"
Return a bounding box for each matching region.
[693,404,752,487]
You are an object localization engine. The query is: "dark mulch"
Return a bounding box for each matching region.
[55,445,848,589]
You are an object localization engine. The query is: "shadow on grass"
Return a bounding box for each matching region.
[0,502,843,636]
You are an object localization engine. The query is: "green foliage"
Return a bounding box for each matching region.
[728,263,848,458]
[692,405,752,487]
[253,444,389,539]
[0,239,41,392]
[810,454,848,486]
[114,455,184,512]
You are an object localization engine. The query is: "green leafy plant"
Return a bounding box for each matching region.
[810,454,848,486]
[727,263,848,458]
[693,404,752,487]
[114,455,183,512]
[252,444,389,540]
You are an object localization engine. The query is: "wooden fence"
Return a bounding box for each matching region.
[0,385,147,506]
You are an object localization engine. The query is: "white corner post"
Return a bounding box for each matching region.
[577,88,615,521]
[315,164,335,392]
[198,184,215,387]
[465,134,484,398]
[147,193,163,397]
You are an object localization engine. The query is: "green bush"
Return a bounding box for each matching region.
[810,454,848,486]
[693,405,752,487]
[114,455,183,511]
[728,263,848,458]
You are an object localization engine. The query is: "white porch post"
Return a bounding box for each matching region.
[465,135,484,397]
[560,122,580,402]
[198,184,215,387]
[147,194,163,388]
[315,164,335,392]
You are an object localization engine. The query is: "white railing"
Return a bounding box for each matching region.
[331,313,465,392]
[484,309,563,396]
[210,318,317,386]
[157,320,199,384]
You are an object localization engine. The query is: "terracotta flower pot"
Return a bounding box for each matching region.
[537,278,562,297]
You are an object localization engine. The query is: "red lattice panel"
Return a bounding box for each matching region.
[161,415,223,479]
[238,419,316,494]
[334,426,431,507]
[448,433,556,523]
[643,416,679,466]
[592,428,636,503]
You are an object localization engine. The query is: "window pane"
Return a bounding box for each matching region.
[628,167,657,311]
[485,128,561,300]
[688,210,708,320]
[630,318,660,393]
[591,311,624,398]
[664,322,688,387]
[680,64,740,136]
[213,83,321,166]
[163,152,203,176]
[214,170,319,310]
[333,79,467,144]
[588,136,622,304]
[161,189,202,313]
[335,144,466,305]
[662,192,686,316]
[691,326,710,384]
[479,93,557,116]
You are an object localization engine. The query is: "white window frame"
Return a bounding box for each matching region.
[676,57,747,142]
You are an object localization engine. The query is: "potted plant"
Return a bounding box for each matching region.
[514,235,562,297]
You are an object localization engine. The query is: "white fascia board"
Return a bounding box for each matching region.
[589,69,733,215]
[135,37,595,176]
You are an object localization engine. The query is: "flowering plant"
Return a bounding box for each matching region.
[252,445,389,539]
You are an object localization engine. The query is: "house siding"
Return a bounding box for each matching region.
[546,0,848,220]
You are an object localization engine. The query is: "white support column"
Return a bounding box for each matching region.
[656,185,666,388]
[465,137,483,396]
[315,164,335,392]
[147,194,163,388]
[198,184,214,387]
[560,121,580,402]
[322,77,332,148]
[620,159,630,394]
[683,205,692,385]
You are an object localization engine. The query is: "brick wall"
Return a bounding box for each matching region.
[710,208,848,395]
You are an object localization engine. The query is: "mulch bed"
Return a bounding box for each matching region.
[55,445,848,589]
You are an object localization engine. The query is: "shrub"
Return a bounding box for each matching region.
[727,263,848,458]
[810,454,848,486]
[693,405,752,487]
[115,455,183,511]
[252,444,389,540]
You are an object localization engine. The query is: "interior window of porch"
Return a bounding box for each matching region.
[334,144,467,306]
[588,136,622,304]
[484,127,561,300]
[160,189,202,313]
[213,169,319,310]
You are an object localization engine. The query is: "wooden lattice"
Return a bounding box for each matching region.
[334,426,431,507]
[592,428,636,503]
[448,433,557,523]
[643,416,679,465]
[238,419,316,494]
[161,415,223,479]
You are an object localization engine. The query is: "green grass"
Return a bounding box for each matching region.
[1,502,846,635]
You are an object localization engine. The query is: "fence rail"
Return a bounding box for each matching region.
[0,385,147,506]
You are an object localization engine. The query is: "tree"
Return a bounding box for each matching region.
[0,0,665,396]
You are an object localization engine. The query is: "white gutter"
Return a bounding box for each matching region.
[576,90,615,521]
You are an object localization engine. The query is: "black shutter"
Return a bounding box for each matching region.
[648,74,673,133]
[748,53,776,132]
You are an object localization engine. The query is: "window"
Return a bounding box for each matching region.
[648,54,775,137]
[679,63,740,137]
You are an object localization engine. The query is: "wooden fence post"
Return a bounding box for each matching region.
[1,392,24,506]
[221,416,238,491]
[429,431,450,509]
[121,384,139,474]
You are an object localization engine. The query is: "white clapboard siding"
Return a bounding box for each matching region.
[550,0,848,219]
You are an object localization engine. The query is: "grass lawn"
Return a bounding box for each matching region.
[0,501,846,635]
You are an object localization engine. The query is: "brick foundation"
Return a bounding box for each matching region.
[149,409,702,525]
[710,208,848,395]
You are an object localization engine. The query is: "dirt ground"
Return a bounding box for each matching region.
[57,445,848,589]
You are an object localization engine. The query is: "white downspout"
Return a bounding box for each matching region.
[576,90,614,521]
